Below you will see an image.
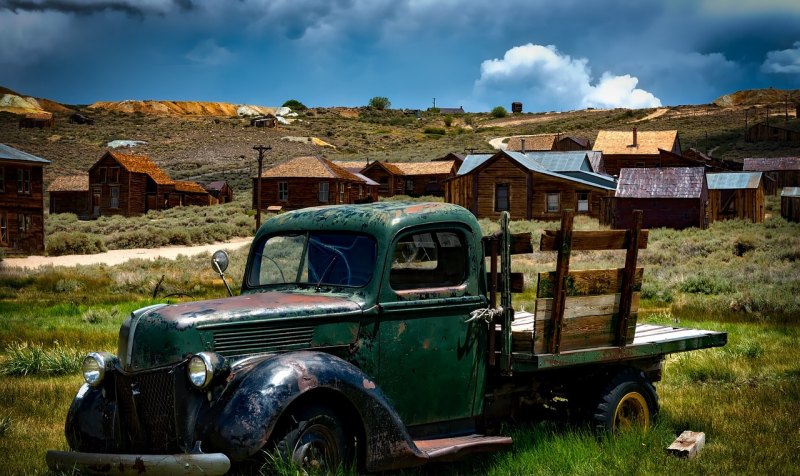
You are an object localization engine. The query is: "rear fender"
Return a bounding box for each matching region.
[197,350,426,471]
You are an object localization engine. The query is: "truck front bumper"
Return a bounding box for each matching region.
[45,450,231,476]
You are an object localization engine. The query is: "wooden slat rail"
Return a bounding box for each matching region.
[487,272,525,294]
[536,209,648,355]
[540,229,648,251]
[483,232,533,255]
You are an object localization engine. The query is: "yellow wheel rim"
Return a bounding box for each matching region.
[613,391,650,431]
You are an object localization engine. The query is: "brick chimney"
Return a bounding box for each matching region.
[632,127,638,147]
[520,138,526,154]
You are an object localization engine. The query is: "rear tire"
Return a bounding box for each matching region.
[274,405,353,472]
[592,369,658,433]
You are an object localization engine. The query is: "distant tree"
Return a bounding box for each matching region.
[369,96,391,110]
[282,99,307,110]
[491,106,507,118]
[443,115,453,127]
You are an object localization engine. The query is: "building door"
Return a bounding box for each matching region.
[92,187,101,217]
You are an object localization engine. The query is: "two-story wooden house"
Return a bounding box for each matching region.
[0,144,49,254]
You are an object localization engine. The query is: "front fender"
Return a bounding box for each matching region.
[197,350,426,471]
[65,384,118,453]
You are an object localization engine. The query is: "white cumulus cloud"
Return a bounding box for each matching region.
[761,41,800,74]
[473,43,661,111]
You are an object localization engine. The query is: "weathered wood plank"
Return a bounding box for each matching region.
[548,210,574,353]
[667,431,706,459]
[487,272,525,293]
[539,229,649,251]
[536,268,644,298]
[482,232,533,255]
[534,293,641,321]
[617,210,642,346]
[532,314,637,353]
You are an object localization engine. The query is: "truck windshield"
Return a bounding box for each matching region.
[249,232,376,289]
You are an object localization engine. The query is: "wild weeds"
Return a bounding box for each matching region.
[0,342,83,376]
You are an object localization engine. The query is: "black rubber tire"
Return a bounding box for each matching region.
[592,369,659,433]
[274,404,353,472]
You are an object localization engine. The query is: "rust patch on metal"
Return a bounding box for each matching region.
[397,322,407,336]
[363,378,376,389]
[422,339,431,350]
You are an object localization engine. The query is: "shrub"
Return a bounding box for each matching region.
[82,306,118,324]
[46,232,107,256]
[368,96,391,110]
[491,106,507,118]
[679,274,734,295]
[424,127,446,135]
[281,99,306,111]
[443,115,453,127]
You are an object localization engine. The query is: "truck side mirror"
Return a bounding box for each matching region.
[212,250,230,273]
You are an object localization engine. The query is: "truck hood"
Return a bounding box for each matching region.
[118,291,365,372]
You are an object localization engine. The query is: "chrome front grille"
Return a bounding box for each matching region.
[212,324,314,356]
[115,368,178,453]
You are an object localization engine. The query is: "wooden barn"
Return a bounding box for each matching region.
[47,175,89,217]
[780,187,800,223]
[707,172,765,224]
[0,144,50,254]
[87,151,211,217]
[742,157,800,195]
[203,181,233,204]
[610,167,708,230]
[443,150,616,221]
[745,120,800,143]
[18,113,54,129]
[253,156,378,212]
[593,128,682,176]
[360,160,457,197]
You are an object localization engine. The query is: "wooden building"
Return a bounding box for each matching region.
[611,167,708,230]
[18,113,54,129]
[506,134,591,153]
[47,175,89,217]
[682,148,741,172]
[780,187,800,223]
[0,144,50,254]
[742,157,800,195]
[173,181,213,207]
[745,120,800,143]
[253,156,378,212]
[432,153,465,171]
[593,128,682,176]
[511,102,523,113]
[707,172,765,224]
[203,181,233,204]
[443,150,616,221]
[360,160,457,197]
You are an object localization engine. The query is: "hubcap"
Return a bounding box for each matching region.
[292,423,340,469]
[613,391,650,431]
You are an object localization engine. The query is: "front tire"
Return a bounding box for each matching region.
[275,405,353,472]
[592,369,658,433]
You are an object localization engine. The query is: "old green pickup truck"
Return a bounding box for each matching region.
[47,202,726,474]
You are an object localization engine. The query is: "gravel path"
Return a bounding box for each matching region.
[2,237,253,270]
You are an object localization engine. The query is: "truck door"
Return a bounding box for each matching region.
[377,225,487,429]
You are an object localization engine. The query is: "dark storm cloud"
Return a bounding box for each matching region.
[0,0,192,17]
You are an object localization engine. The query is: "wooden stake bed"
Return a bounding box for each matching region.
[508,320,727,371]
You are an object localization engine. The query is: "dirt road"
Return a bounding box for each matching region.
[2,237,253,270]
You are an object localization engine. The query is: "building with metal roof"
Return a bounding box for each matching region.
[0,144,50,254]
[706,172,765,223]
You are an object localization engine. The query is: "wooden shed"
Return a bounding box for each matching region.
[742,157,800,195]
[745,120,800,143]
[0,143,50,254]
[173,181,213,207]
[682,148,741,172]
[593,128,682,176]
[47,174,89,217]
[18,113,54,129]
[88,151,177,217]
[707,172,765,224]
[780,187,800,223]
[360,160,457,197]
[611,167,708,230]
[506,135,558,153]
[253,155,378,212]
[443,150,616,221]
[203,181,233,204]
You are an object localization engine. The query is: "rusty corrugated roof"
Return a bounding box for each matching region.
[332,160,370,172]
[506,135,558,152]
[47,174,89,192]
[742,157,800,171]
[174,180,208,194]
[260,155,362,181]
[204,181,227,191]
[107,151,174,185]
[616,167,706,198]
[390,161,455,176]
[594,130,679,155]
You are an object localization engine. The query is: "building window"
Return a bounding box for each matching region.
[278,182,288,202]
[495,184,509,212]
[546,192,560,213]
[109,167,120,183]
[577,191,589,212]
[405,179,414,193]
[319,182,329,202]
[358,185,364,198]
[110,186,120,209]
[99,167,107,184]
[17,168,31,194]
[0,211,6,244]
[18,213,31,234]
[0,167,4,193]
[339,183,345,203]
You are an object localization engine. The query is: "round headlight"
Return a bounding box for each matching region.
[82,352,115,387]
[187,353,214,389]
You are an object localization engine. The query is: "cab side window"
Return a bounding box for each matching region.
[390,230,466,290]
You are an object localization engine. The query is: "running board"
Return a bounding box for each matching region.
[414,434,512,462]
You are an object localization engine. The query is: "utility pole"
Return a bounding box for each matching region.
[433,98,436,110]
[253,144,272,231]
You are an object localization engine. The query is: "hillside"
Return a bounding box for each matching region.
[88,100,276,117]
[0,86,73,116]
[714,88,800,107]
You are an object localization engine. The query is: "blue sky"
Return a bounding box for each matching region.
[1,0,799,112]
